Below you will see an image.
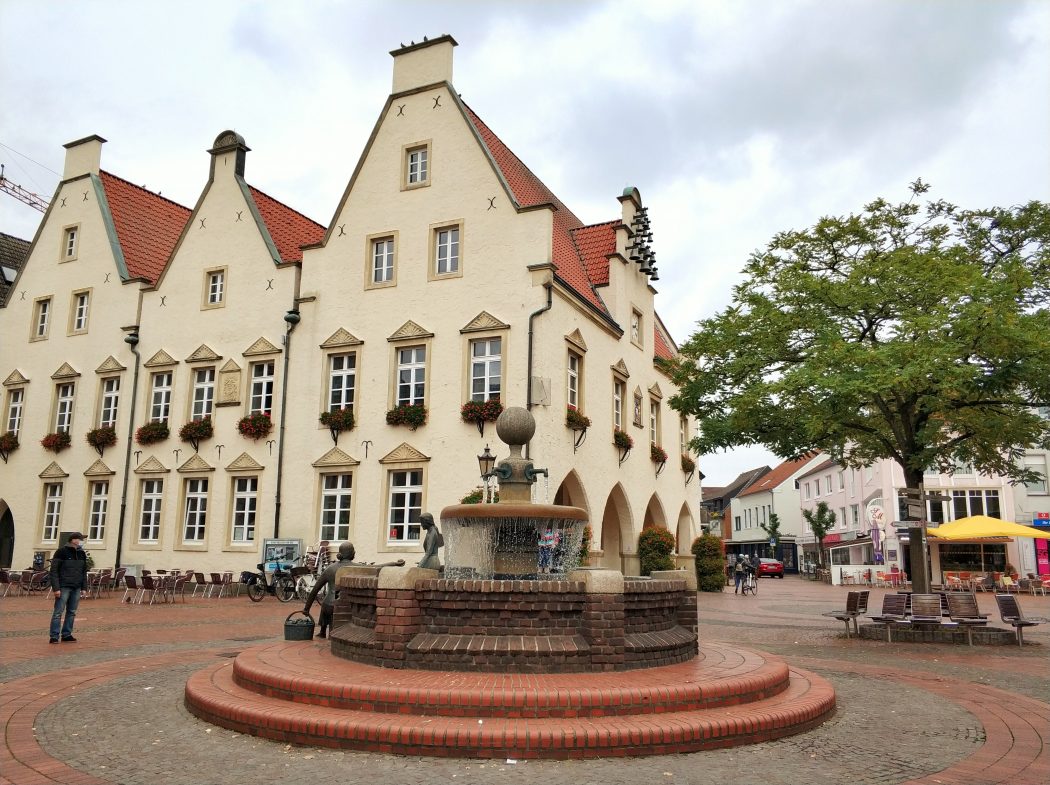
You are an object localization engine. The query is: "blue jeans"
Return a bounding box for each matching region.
[734,572,744,592]
[50,587,81,640]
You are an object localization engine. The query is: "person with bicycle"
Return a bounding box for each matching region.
[303,542,404,639]
[733,555,746,594]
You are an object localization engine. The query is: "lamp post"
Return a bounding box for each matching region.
[478,445,496,502]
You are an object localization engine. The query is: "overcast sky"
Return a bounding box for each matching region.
[2,0,1048,486]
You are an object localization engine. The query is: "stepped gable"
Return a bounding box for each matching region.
[99,170,191,283]
[246,185,325,263]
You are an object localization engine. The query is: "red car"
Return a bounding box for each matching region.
[757,558,784,578]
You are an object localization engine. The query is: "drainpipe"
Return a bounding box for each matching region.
[114,329,141,571]
[272,305,301,538]
[525,283,553,460]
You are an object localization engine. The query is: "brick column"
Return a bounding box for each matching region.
[372,566,437,668]
[571,569,626,671]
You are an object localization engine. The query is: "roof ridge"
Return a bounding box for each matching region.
[99,169,191,213]
[247,183,325,231]
[571,219,621,233]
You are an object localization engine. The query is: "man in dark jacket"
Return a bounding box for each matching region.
[303,542,404,638]
[49,531,89,643]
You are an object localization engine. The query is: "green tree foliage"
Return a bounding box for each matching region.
[759,512,782,557]
[691,533,726,592]
[669,183,1050,489]
[802,502,836,569]
[637,527,676,576]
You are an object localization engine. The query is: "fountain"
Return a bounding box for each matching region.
[185,407,836,756]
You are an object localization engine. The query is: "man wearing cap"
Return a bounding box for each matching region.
[48,531,89,643]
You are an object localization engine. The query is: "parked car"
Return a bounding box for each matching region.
[757,558,784,578]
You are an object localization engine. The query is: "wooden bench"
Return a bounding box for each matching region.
[945,593,988,647]
[995,594,1049,646]
[822,590,870,638]
[870,594,909,642]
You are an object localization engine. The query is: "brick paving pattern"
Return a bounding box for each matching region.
[2,579,1047,784]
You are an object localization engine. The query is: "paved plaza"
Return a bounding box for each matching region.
[2,577,1047,785]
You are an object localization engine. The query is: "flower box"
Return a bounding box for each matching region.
[460,399,503,424]
[566,406,591,431]
[179,418,214,451]
[0,431,19,462]
[238,412,273,440]
[319,407,355,433]
[613,429,634,450]
[650,444,668,464]
[41,431,72,453]
[86,426,117,455]
[681,454,696,473]
[386,403,428,430]
[135,421,170,446]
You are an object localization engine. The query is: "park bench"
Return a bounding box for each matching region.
[995,594,1049,647]
[945,593,988,647]
[822,590,870,638]
[870,594,909,642]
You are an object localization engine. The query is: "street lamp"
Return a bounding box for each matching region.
[478,445,497,479]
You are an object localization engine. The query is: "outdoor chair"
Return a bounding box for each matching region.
[0,570,13,598]
[823,590,870,638]
[945,593,989,647]
[910,594,945,624]
[995,594,1049,646]
[140,575,165,605]
[210,573,227,598]
[871,594,910,642]
[121,575,144,604]
[974,575,995,592]
[999,576,1021,593]
[110,568,127,591]
[192,572,212,598]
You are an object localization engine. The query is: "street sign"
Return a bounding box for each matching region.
[906,501,924,518]
[769,537,776,546]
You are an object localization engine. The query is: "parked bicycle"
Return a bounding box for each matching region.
[243,561,296,602]
[294,541,332,602]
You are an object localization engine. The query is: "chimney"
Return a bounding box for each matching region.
[390,35,458,94]
[62,135,106,180]
[208,130,250,179]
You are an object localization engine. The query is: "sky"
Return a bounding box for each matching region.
[2,0,1048,486]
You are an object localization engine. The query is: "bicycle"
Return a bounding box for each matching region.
[243,561,296,602]
[741,570,758,596]
[294,542,332,602]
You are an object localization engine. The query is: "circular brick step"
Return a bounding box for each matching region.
[185,641,836,758]
[229,640,792,718]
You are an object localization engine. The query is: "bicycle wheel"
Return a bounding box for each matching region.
[276,576,296,602]
[247,581,265,602]
[749,576,758,595]
[295,574,316,602]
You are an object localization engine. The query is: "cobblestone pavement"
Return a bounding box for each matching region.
[2,580,1048,785]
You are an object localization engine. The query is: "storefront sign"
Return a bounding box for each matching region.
[1034,511,1050,528]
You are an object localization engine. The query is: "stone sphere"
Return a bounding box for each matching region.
[496,406,535,447]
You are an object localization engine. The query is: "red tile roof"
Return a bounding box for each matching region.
[570,221,617,287]
[99,171,191,283]
[737,453,821,498]
[654,325,674,361]
[247,186,325,263]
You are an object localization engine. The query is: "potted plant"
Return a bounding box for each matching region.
[179,417,214,452]
[237,412,273,440]
[460,398,503,435]
[41,431,72,453]
[566,405,591,431]
[0,431,19,463]
[386,403,428,430]
[613,428,633,465]
[86,425,118,456]
[320,407,355,444]
[650,444,668,464]
[681,454,696,474]
[460,487,500,504]
[135,421,170,446]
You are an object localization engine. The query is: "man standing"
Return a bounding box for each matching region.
[49,531,88,643]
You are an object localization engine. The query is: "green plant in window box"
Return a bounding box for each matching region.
[237,412,273,440]
[320,407,355,432]
[41,431,72,453]
[135,421,170,446]
[0,431,19,463]
[613,429,633,450]
[178,417,213,452]
[566,406,591,430]
[386,403,428,430]
[86,426,117,456]
[681,454,696,474]
[460,398,503,424]
[650,444,668,464]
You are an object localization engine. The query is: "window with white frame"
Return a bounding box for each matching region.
[406,145,428,185]
[470,337,501,402]
[33,297,51,339]
[814,478,821,496]
[567,351,581,409]
[42,482,63,541]
[88,481,109,541]
[680,417,688,455]
[838,471,845,490]
[952,489,1000,519]
[434,226,460,276]
[207,270,225,305]
[613,379,624,429]
[396,346,426,406]
[804,482,811,500]
[191,368,215,420]
[320,474,352,541]
[372,237,394,284]
[850,504,859,528]
[249,361,275,415]
[849,470,856,496]
[1023,455,1048,494]
[231,477,258,543]
[150,372,172,423]
[183,478,208,542]
[99,377,120,428]
[6,388,24,435]
[327,353,356,413]
[387,469,422,543]
[139,479,164,542]
[54,382,75,433]
[63,227,78,259]
[838,507,846,530]
[649,399,660,445]
[824,474,832,495]
[71,291,90,333]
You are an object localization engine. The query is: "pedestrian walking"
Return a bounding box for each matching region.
[733,554,746,594]
[49,531,88,643]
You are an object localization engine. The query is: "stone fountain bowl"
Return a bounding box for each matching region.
[440,503,588,579]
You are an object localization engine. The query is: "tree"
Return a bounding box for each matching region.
[637,527,676,576]
[759,512,782,558]
[802,503,836,570]
[691,533,726,592]
[669,183,1050,491]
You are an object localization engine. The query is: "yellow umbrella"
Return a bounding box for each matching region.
[928,515,1050,540]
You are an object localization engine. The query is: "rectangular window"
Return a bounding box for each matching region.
[139,479,164,542]
[372,238,394,284]
[64,227,78,259]
[814,478,821,496]
[387,469,422,543]
[613,380,624,429]
[33,297,51,339]
[824,474,832,495]
[150,372,173,423]
[192,368,215,420]
[680,417,688,455]
[42,483,63,541]
[231,477,258,543]
[950,489,1001,519]
[804,483,811,500]
[839,507,847,530]
[6,388,24,435]
[99,377,120,428]
[734,515,741,531]
[88,481,109,541]
[320,474,352,542]
[850,504,859,527]
[838,471,845,490]
[396,346,426,406]
[649,399,659,445]
[406,146,428,184]
[183,478,208,542]
[470,337,501,402]
[1023,456,1048,494]
[328,353,356,412]
[55,382,75,433]
[434,226,460,275]
[849,470,856,497]
[208,270,225,305]
[72,291,90,332]
[250,361,275,415]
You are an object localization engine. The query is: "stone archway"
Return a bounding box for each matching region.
[0,500,13,569]
[598,483,632,572]
[676,503,696,569]
[553,469,590,516]
[642,494,667,532]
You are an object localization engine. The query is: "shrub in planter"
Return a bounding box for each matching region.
[692,533,726,592]
[238,412,273,440]
[460,399,503,424]
[566,406,591,430]
[638,526,676,576]
[460,487,500,504]
[86,426,117,455]
[0,431,19,461]
[41,431,72,453]
[386,403,428,429]
[319,407,355,433]
[650,444,668,464]
[179,418,213,451]
[613,429,633,450]
[681,454,696,474]
[135,421,170,446]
